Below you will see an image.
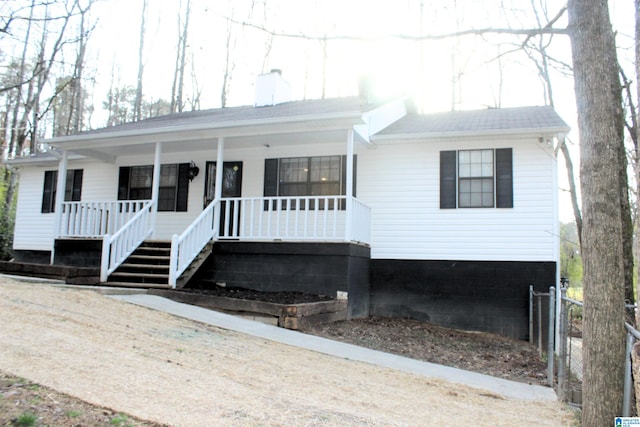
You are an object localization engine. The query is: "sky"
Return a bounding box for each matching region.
[87,0,579,114]
[8,0,638,223]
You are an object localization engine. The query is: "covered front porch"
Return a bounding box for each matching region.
[28,95,410,305]
[50,126,371,288]
[55,193,371,287]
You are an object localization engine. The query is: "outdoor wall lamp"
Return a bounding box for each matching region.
[187,161,200,181]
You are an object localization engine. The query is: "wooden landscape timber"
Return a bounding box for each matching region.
[149,289,348,330]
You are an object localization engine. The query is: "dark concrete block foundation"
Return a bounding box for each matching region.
[53,239,103,268]
[190,242,371,319]
[370,259,556,340]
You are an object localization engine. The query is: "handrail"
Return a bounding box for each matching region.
[168,199,218,288]
[58,200,150,237]
[167,195,371,287]
[100,200,155,282]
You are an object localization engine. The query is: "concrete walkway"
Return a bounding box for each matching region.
[110,293,557,402]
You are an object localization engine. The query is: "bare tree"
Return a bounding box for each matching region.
[103,85,136,126]
[220,5,236,108]
[133,0,147,121]
[171,0,191,113]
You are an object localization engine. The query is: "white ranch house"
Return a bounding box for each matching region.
[7,72,569,339]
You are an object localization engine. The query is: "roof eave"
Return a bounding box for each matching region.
[373,125,571,142]
[45,111,365,149]
[5,152,87,167]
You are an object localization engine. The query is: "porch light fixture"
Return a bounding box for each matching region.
[187,161,200,181]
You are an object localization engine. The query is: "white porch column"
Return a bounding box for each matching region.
[213,137,225,236]
[151,142,162,237]
[51,150,69,263]
[345,129,354,242]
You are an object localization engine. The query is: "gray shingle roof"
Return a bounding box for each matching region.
[376,106,569,137]
[78,97,364,136]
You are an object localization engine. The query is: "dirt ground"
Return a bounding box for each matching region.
[0,279,576,426]
[305,317,548,385]
[183,286,548,385]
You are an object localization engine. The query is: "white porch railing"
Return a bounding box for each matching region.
[168,198,218,288]
[167,195,371,288]
[350,197,372,244]
[99,200,156,282]
[59,196,370,287]
[57,200,152,238]
[217,196,370,242]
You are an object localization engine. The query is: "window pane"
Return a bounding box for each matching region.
[278,155,343,199]
[482,192,494,207]
[482,149,493,162]
[160,164,177,187]
[470,164,482,176]
[459,164,471,178]
[280,158,308,183]
[470,150,482,163]
[131,166,153,190]
[459,177,494,208]
[64,171,74,201]
[459,192,471,208]
[130,188,152,200]
[158,187,176,211]
[457,150,495,208]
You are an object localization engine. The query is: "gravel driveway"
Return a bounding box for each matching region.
[0,279,574,426]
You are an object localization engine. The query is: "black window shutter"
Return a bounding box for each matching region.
[176,163,190,211]
[71,170,83,201]
[496,148,513,208]
[263,159,278,196]
[263,158,278,210]
[41,170,56,213]
[117,167,130,200]
[440,151,457,209]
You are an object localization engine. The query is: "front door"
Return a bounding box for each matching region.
[205,161,243,237]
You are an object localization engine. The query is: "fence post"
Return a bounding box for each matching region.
[623,331,634,416]
[529,285,534,345]
[100,235,110,283]
[547,286,555,387]
[557,286,568,401]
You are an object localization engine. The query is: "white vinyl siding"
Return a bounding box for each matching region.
[357,134,556,262]
[13,136,556,264]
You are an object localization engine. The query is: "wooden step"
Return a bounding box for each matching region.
[110,271,169,280]
[118,263,170,271]
[103,281,171,289]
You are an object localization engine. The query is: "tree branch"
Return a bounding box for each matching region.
[224,16,568,42]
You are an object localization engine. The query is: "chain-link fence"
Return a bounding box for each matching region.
[552,286,638,415]
[529,285,555,386]
[557,289,583,406]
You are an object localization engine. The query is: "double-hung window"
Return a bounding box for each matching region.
[440,148,513,209]
[41,169,83,213]
[118,163,190,212]
[263,155,355,209]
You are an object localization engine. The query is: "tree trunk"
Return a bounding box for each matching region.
[134,0,147,121]
[559,141,582,245]
[568,0,627,425]
[176,0,190,112]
